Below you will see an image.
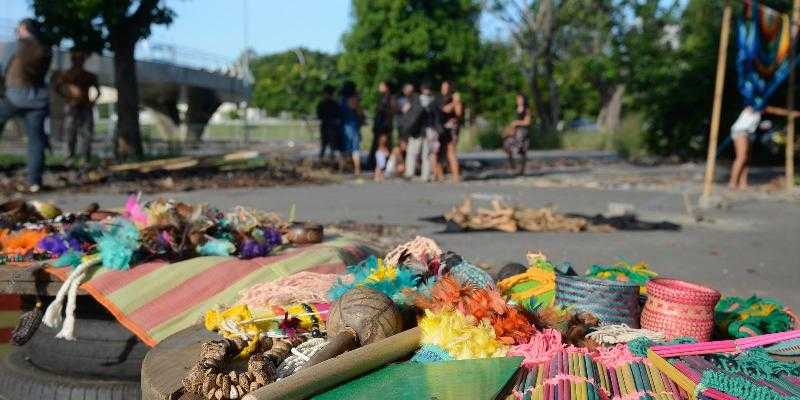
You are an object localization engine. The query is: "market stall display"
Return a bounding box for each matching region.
[0,197,377,400]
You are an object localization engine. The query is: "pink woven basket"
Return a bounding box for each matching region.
[641,278,721,341]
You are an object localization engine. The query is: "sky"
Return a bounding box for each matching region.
[1,0,506,61]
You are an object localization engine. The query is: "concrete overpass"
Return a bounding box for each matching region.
[0,38,253,141]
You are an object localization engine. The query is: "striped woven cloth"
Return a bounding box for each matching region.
[0,294,21,356]
[46,236,375,346]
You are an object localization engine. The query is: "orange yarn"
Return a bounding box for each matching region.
[0,229,47,255]
[411,275,536,345]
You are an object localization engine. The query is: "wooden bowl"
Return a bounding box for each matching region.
[285,222,324,244]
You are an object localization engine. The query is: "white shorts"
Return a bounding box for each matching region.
[730,108,761,139]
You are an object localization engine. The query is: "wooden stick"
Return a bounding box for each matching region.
[788,0,800,193]
[765,105,800,117]
[701,1,733,206]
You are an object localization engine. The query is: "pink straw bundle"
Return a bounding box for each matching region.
[640,278,720,341]
[651,329,800,357]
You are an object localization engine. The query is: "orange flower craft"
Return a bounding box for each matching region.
[0,229,47,255]
[411,275,536,345]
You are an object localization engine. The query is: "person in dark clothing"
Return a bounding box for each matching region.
[339,80,365,175]
[503,93,532,176]
[439,80,463,183]
[0,19,52,193]
[316,84,340,161]
[371,81,394,181]
[397,83,425,179]
[419,82,443,181]
[55,49,100,165]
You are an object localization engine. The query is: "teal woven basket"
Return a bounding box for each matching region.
[555,275,642,327]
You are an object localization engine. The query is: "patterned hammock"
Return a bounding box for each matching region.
[736,1,799,110]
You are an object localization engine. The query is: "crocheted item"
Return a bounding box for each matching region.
[449,260,495,289]
[585,259,657,295]
[586,324,666,345]
[641,278,720,341]
[715,295,794,338]
[627,336,696,357]
[764,337,800,356]
[699,370,800,400]
[276,337,327,378]
[555,275,641,327]
[383,235,442,269]
[410,344,454,363]
[238,272,338,309]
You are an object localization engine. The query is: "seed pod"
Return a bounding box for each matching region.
[215,373,224,387]
[238,383,248,395]
[202,375,215,397]
[228,370,238,384]
[229,385,239,399]
[214,388,224,400]
[239,372,250,388]
[249,382,260,392]
[221,376,231,396]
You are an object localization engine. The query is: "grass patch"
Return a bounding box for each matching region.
[560,114,649,159]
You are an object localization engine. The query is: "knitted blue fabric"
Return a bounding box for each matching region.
[410,345,454,363]
[450,261,495,289]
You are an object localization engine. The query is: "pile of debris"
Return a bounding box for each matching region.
[444,198,612,233]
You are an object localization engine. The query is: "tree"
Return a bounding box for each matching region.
[340,0,481,109]
[250,48,343,118]
[491,0,564,136]
[32,0,174,161]
[465,40,525,125]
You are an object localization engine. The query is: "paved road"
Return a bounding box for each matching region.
[37,175,800,311]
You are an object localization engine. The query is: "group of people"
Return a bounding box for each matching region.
[0,19,100,193]
[316,79,467,183]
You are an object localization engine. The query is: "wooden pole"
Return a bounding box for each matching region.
[701,1,733,207]
[765,105,800,117]
[787,0,800,193]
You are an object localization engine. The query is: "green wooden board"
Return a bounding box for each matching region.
[313,357,523,400]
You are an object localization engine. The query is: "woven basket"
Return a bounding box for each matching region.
[641,278,720,341]
[555,275,641,327]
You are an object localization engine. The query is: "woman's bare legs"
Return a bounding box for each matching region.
[446,141,460,183]
[352,152,361,175]
[729,135,749,189]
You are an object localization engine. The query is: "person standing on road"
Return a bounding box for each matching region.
[55,49,100,166]
[503,93,532,176]
[0,19,52,193]
[728,106,761,190]
[339,80,365,175]
[371,80,394,181]
[398,83,424,179]
[439,80,463,183]
[419,82,442,182]
[316,84,341,162]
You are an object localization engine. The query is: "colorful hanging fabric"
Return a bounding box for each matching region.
[736,1,799,110]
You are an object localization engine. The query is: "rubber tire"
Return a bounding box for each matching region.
[0,350,140,400]
[22,317,148,380]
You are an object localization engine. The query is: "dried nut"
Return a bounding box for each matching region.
[229,385,239,399]
[202,376,215,396]
[221,376,231,395]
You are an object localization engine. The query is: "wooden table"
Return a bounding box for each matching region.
[141,325,215,400]
[0,263,86,296]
